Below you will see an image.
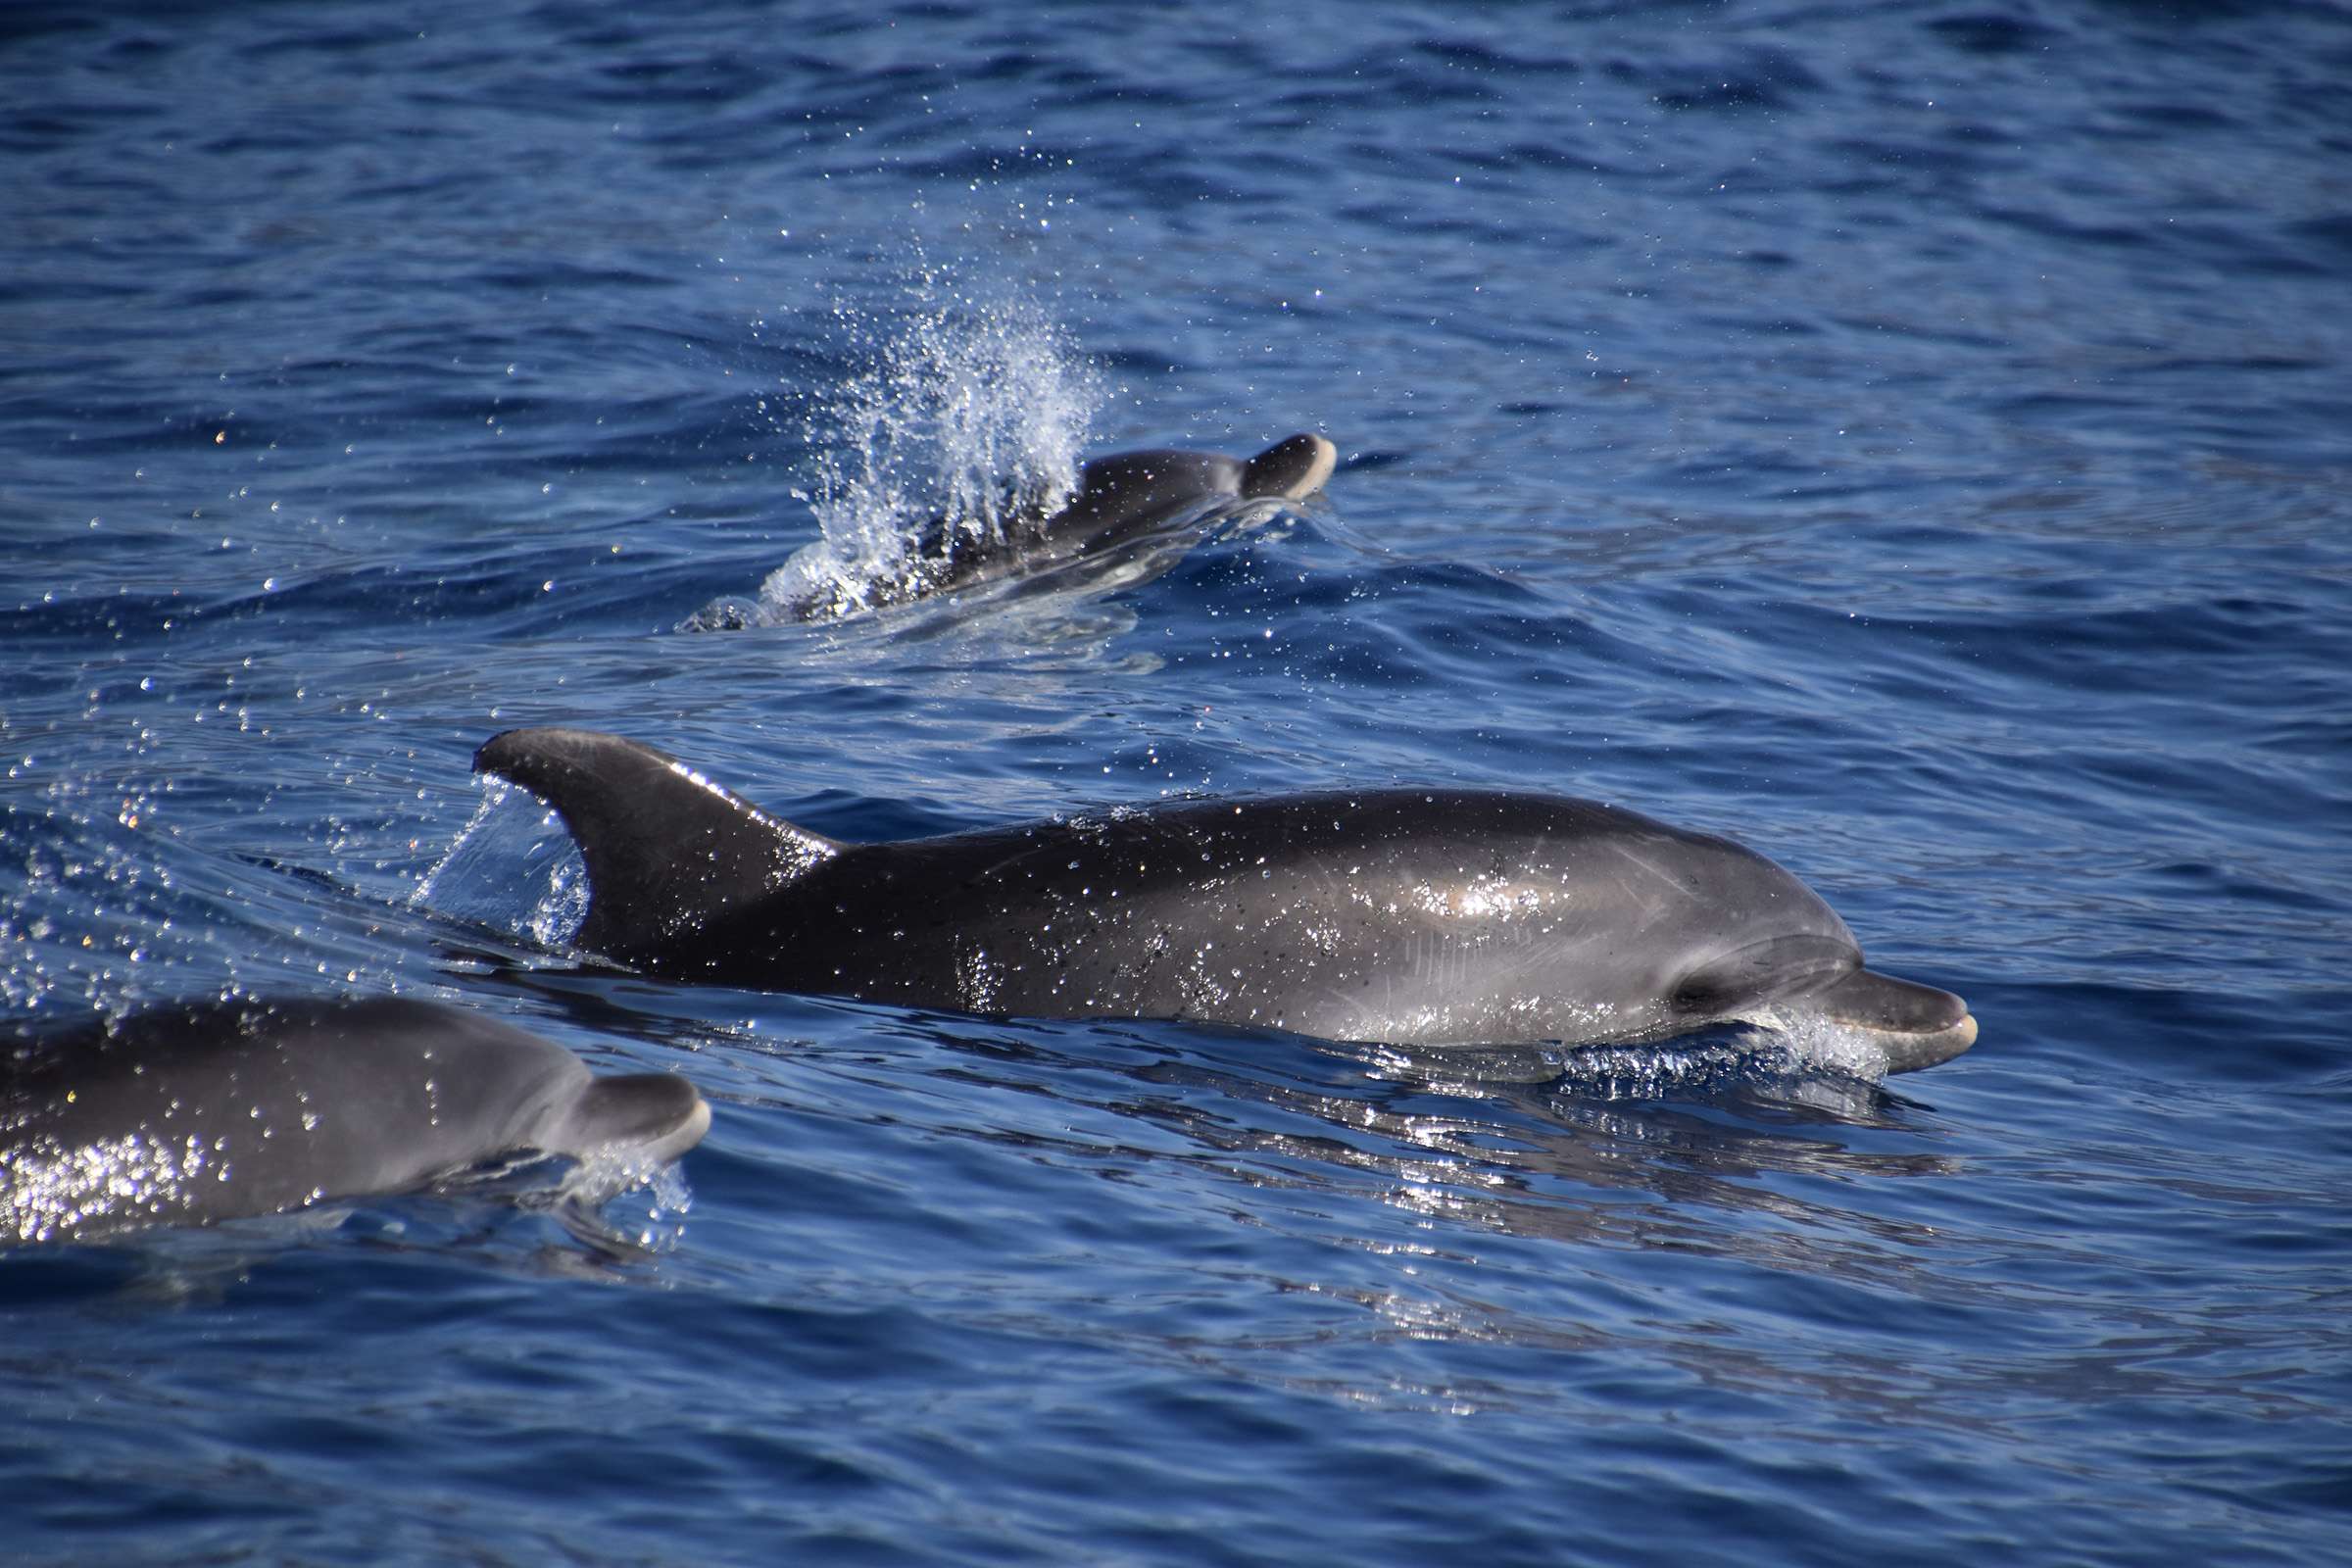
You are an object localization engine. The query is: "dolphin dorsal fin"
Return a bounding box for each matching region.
[474,727,837,958]
[1241,434,1337,500]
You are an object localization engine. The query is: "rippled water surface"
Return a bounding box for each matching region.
[6,2,2351,1563]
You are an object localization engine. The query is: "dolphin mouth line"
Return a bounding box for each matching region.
[568,1074,714,1167]
[1823,1003,1978,1072]
[1762,965,1979,1073]
[631,1098,713,1165]
[1734,1002,1978,1076]
[1835,1009,1979,1072]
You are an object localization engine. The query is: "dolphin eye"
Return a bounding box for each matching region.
[1673,936,1856,1015]
[1669,974,1740,1014]
[1669,965,1780,1014]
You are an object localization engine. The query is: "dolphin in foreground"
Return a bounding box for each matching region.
[3,996,710,1246]
[475,728,1978,1073]
[738,432,1339,622]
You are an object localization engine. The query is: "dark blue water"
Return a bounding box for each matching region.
[7,1,2351,1562]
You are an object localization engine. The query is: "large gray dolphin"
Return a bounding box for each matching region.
[475,728,1978,1073]
[757,432,1337,621]
[3,996,710,1245]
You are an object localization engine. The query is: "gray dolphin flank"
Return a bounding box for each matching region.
[765,433,1337,621]
[476,728,1977,1073]
[2,997,710,1246]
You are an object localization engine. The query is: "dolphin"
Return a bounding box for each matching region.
[741,432,1338,622]
[3,996,710,1246]
[475,728,1978,1073]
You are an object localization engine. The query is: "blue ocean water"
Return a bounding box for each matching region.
[6,0,2351,1561]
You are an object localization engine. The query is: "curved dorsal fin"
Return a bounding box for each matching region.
[1241,433,1337,500]
[474,727,837,959]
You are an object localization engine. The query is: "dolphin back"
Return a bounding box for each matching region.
[475,727,838,960]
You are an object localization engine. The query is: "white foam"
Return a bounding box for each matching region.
[1741,1006,1898,1083]
[743,271,1106,623]
[550,1154,696,1254]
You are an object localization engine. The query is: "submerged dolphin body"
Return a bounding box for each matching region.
[476,728,1978,1073]
[2,996,710,1245]
[743,432,1338,621]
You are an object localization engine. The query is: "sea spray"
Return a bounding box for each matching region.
[696,271,1107,626]
[411,778,589,950]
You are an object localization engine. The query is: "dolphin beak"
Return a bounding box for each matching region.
[571,1073,712,1164]
[1804,967,1978,1073]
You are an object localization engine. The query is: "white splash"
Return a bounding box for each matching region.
[409,782,505,910]
[718,272,1107,624]
[410,778,588,948]
[1543,1014,1898,1097]
[535,1154,696,1255]
[1546,1038,1766,1099]
[1740,1007,1898,1082]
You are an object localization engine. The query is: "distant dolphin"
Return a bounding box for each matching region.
[3,996,710,1245]
[475,728,1978,1073]
[733,432,1337,622]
